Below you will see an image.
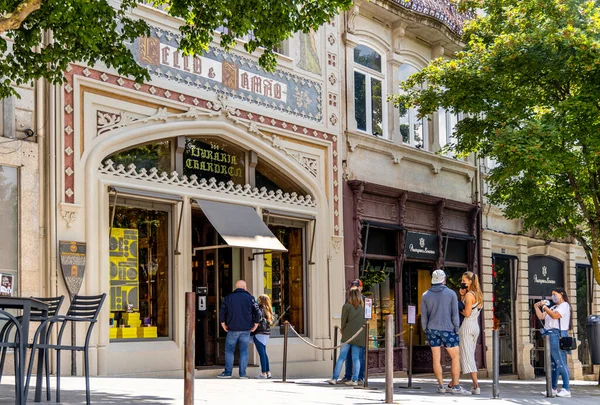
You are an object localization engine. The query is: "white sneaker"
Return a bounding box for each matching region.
[450,385,471,395]
[327,379,337,385]
[471,387,481,395]
[556,389,571,398]
[345,380,358,386]
[437,385,447,393]
[541,388,557,397]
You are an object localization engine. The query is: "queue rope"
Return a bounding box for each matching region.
[287,323,367,351]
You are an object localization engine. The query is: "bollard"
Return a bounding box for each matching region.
[408,324,414,388]
[364,323,369,388]
[544,334,553,397]
[184,292,195,405]
[492,329,500,398]
[333,326,338,374]
[385,315,394,404]
[283,321,289,383]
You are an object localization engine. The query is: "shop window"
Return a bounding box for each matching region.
[402,263,433,345]
[104,141,171,173]
[109,200,171,340]
[264,225,305,335]
[184,137,245,184]
[576,264,593,373]
[354,44,384,137]
[399,64,428,149]
[255,158,307,195]
[442,238,469,265]
[0,165,18,295]
[361,226,397,257]
[361,259,395,348]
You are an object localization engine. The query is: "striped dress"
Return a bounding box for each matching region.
[459,302,481,374]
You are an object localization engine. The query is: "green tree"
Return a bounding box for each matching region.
[0,0,351,98]
[393,0,600,285]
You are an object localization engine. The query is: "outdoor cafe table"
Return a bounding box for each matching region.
[0,297,49,404]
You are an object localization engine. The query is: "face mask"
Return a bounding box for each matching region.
[551,294,559,304]
[460,283,468,290]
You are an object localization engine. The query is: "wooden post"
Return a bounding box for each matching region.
[283,321,289,382]
[184,292,195,405]
[385,315,394,403]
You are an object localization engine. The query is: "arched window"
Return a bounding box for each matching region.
[438,108,464,158]
[354,44,384,137]
[398,64,428,149]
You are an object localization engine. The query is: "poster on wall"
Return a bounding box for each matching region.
[59,241,87,299]
[109,228,139,311]
[0,274,13,296]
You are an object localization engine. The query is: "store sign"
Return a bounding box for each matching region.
[132,26,322,122]
[183,139,244,182]
[404,232,438,260]
[364,298,373,319]
[528,256,564,297]
[59,241,86,299]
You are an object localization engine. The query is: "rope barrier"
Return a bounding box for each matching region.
[287,323,367,351]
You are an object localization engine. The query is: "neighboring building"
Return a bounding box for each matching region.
[0,83,42,301]
[342,0,599,381]
[341,0,481,374]
[43,4,345,377]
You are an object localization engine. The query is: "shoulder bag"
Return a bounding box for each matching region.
[558,317,577,351]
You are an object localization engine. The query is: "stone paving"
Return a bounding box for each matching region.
[0,375,598,404]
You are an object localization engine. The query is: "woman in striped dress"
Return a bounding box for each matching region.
[459,271,483,395]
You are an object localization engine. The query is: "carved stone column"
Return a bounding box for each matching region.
[435,199,446,269]
[471,206,481,273]
[349,181,365,274]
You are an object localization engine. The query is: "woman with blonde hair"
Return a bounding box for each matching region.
[327,287,365,386]
[459,271,484,395]
[253,294,273,379]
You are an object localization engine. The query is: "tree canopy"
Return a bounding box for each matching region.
[394,0,600,285]
[0,0,351,98]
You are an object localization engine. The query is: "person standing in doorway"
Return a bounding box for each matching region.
[253,294,273,379]
[459,271,484,395]
[535,287,573,398]
[421,269,469,395]
[340,279,366,384]
[218,280,261,379]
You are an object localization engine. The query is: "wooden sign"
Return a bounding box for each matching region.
[59,241,87,299]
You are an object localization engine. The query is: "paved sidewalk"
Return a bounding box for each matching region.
[0,375,598,404]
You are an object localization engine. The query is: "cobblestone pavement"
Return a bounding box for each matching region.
[0,376,598,404]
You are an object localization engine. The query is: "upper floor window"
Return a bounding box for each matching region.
[399,64,428,149]
[354,44,384,137]
[438,109,463,158]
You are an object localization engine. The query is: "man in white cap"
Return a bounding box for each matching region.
[421,269,469,395]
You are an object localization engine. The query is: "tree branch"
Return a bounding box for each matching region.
[567,173,593,221]
[0,0,42,33]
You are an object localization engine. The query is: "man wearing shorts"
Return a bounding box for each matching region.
[421,269,470,395]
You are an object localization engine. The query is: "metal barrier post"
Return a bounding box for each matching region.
[184,292,195,405]
[333,326,338,374]
[408,324,414,388]
[492,329,500,398]
[283,321,289,382]
[544,334,553,397]
[385,315,394,404]
[363,323,369,388]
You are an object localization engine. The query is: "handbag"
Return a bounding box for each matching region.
[558,318,577,351]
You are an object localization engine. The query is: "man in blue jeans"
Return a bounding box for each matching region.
[217,280,261,379]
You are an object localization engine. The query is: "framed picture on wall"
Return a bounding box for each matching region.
[0,274,14,296]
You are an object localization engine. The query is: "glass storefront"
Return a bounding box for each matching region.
[109,199,171,340]
[264,225,305,335]
[361,259,395,348]
[0,165,18,296]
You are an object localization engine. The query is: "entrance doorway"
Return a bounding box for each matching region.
[492,255,517,374]
[191,209,240,367]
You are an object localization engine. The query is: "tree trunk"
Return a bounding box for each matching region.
[0,0,43,33]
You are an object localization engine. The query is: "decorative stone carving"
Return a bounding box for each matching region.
[435,199,446,269]
[347,4,360,34]
[349,181,365,268]
[60,209,77,228]
[331,236,343,254]
[288,151,318,178]
[99,160,317,208]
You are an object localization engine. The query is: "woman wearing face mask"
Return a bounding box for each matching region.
[534,287,572,398]
[458,271,484,395]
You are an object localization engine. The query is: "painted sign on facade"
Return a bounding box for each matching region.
[59,241,87,299]
[109,228,139,311]
[134,26,321,121]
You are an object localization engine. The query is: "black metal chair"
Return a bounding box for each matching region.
[0,295,65,400]
[27,294,106,405]
[0,309,24,404]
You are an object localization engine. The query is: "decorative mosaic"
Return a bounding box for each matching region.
[63,64,340,235]
[391,0,473,35]
[132,26,323,122]
[100,160,317,208]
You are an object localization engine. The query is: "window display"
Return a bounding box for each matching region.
[109,202,171,340]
